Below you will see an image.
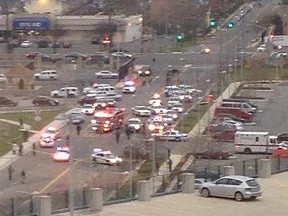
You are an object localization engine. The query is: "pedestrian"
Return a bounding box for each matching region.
[116,130,120,144]
[125,126,131,140]
[156,161,160,175]
[66,134,70,146]
[8,165,14,181]
[76,124,81,136]
[152,58,155,63]
[19,118,23,128]
[148,77,153,85]
[32,142,36,155]
[167,148,171,159]
[168,159,173,173]
[18,143,23,156]
[21,169,26,184]
[142,79,146,86]
[12,143,17,155]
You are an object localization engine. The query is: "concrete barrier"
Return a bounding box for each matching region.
[181,173,195,194]
[137,180,152,202]
[223,166,235,176]
[259,159,271,178]
[89,188,103,212]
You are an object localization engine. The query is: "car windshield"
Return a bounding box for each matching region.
[105,153,116,158]
[246,179,259,187]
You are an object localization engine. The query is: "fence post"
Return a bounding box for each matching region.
[255,158,258,176]
[65,190,69,208]
[83,187,87,206]
[116,183,119,200]
[11,198,15,216]
[217,165,221,175]
[242,161,246,176]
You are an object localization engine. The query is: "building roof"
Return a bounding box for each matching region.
[6,65,34,77]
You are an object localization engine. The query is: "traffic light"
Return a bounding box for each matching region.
[176,34,183,42]
[227,20,235,28]
[210,19,217,28]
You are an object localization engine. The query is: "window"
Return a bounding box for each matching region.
[255,137,259,142]
[227,179,242,186]
[216,178,228,185]
[246,179,259,187]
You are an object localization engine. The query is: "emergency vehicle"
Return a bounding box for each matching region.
[235,131,280,154]
[91,107,125,133]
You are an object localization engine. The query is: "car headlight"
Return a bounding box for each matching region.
[134,124,140,130]
[180,96,184,100]
[173,114,178,119]
[138,70,143,74]
[91,119,96,124]
[144,70,150,75]
[179,108,183,112]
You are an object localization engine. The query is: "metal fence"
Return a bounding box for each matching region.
[3,156,288,215]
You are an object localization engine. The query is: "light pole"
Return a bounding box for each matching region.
[234,58,238,88]
[68,117,74,216]
[147,124,156,193]
[220,70,227,101]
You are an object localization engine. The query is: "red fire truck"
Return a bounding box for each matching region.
[91,108,125,133]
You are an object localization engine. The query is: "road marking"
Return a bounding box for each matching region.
[39,161,79,193]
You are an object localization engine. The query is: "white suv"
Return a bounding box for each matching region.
[34,70,58,81]
[50,87,79,98]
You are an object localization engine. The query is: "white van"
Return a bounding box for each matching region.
[34,70,59,81]
[50,87,79,98]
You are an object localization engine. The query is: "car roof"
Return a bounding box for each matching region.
[220,175,254,181]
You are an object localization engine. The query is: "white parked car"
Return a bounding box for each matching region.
[53,147,70,162]
[126,118,143,132]
[111,52,132,58]
[122,81,136,94]
[34,70,58,81]
[95,71,119,79]
[168,103,184,113]
[151,107,168,115]
[0,74,7,83]
[132,106,152,117]
[92,148,123,166]
[81,104,95,115]
[50,87,79,98]
[168,96,183,107]
[20,40,33,48]
[257,44,266,52]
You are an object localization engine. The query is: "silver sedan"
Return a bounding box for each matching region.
[199,175,262,201]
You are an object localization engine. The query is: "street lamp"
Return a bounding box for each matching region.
[220,70,227,101]
[147,125,156,193]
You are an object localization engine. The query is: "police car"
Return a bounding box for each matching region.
[91,148,123,166]
[39,134,54,148]
[53,147,70,162]
[41,126,61,140]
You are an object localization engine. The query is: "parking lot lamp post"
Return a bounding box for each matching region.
[148,124,156,192]
[68,117,74,216]
[234,59,238,88]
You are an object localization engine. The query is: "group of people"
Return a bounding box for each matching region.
[115,125,134,143]
[8,165,26,183]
